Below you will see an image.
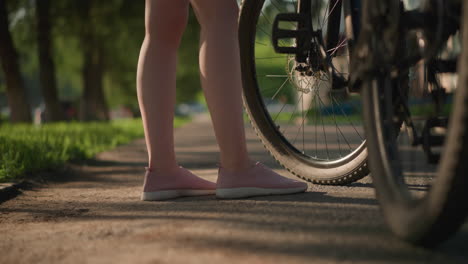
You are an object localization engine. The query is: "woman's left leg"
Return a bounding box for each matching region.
[190,0,308,198]
[189,0,253,172]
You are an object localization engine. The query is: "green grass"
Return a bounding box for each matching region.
[0,117,190,183]
[254,37,297,104]
[267,111,363,125]
[244,112,363,126]
[409,103,453,117]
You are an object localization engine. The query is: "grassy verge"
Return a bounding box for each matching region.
[0,117,190,183]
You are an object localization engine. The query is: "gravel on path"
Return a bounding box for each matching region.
[0,113,467,264]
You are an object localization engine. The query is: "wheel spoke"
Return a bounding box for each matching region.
[279,92,305,135]
[251,0,365,163]
[322,0,342,28]
[270,77,290,101]
[318,95,353,151]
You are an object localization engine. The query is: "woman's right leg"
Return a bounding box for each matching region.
[137,0,215,200]
[137,0,189,171]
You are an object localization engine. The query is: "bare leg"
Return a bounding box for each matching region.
[189,0,254,172]
[189,0,308,198]
[137,0,188,171]
[137,0,215,201]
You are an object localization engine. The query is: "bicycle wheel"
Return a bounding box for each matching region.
[239,0,368,185]
[360,0,468,247]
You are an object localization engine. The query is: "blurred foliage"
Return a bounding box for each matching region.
[176,9,202,104]
[5,0,202,110]
[0,117,190,182]
[254,35,296,104]
[0,72,4,92]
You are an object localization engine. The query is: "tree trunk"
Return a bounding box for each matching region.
[36,0,65,122]
[78,0,109,121]
[0,0,32,123]
[79,44,109,121]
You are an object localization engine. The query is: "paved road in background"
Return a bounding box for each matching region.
[0,113,467,264]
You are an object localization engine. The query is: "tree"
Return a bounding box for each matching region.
[77,0,109,121]
[0,0,32,123]
[100,1,202,109]
[36,0,65,121]
[176,7,202,104]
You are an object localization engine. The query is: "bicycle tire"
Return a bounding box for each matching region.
[361,0,468,247]
[239,0,369,185]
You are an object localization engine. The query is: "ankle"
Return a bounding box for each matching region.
[148,160,179,171]
[218,159,256,173]
[146,164,180,174]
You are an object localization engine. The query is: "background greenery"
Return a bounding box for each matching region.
[0,0,203,115]
[0,0,201,182]
[0,117,190,182]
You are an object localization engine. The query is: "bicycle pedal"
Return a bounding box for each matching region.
[272,13,312,55]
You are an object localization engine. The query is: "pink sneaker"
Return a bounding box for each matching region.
[216,161,308,199]
[141,166,216,201]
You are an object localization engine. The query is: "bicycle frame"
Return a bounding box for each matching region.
[270,0,461,162]
[352,0,462,163]
[351,0,461,82]
[272,0,361,56]
[271,0,361,91]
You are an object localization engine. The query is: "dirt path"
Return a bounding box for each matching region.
[1,113,467,264]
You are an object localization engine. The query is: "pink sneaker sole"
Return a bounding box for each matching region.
[216,186,307,199]
[141,189,215,201]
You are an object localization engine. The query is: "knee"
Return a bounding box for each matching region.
[192,0,239,31]
[145,1,189,45]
